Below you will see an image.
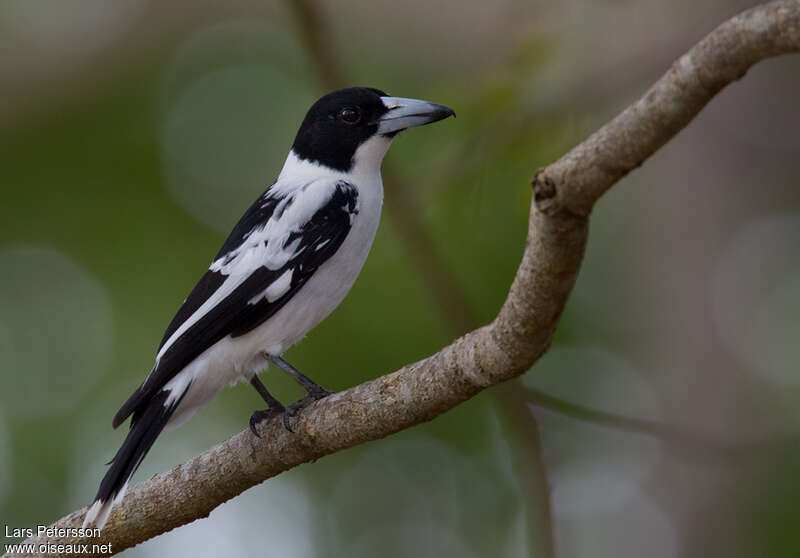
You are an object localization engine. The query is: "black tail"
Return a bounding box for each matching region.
[83,387,188,529]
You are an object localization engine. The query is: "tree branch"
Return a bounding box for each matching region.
[10,1,800,555]
[290,4,555,555]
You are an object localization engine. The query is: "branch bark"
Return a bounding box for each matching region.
[291,3,556,555]
[9,1,800,555]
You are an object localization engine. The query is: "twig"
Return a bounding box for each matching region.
[288,0,348,91]
[526,386,800,464]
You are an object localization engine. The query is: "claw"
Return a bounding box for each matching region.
[281,399,304,432]
[249,414,262,438]
[248,407,284,437]
[283,390,333,427]
[251,389,333,436]
[282,412,295,433]
[308,387,333,400]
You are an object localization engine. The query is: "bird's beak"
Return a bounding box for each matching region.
[377,96,455,135]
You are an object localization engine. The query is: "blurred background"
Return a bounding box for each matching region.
[1,0,799,556]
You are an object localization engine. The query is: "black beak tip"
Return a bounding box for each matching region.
[436,105,456,121]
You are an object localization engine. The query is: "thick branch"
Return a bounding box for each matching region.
[10,1,800,555]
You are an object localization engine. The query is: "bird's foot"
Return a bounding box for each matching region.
[249,406,285,438]
[307,385,333,401]
[282,388,334,431]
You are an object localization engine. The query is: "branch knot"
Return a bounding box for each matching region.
[532,168,559,214]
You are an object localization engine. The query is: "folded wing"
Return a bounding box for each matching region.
[113,178,359,428]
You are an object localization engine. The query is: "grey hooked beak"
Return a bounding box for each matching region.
[377,96,455,135]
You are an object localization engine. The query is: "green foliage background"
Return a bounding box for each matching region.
[1,1,799,556]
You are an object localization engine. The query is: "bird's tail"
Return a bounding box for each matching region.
[83,387,188,530]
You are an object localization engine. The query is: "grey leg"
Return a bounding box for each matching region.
[248,376,286,437]
[268,356,333,426]
[268,356,331,399]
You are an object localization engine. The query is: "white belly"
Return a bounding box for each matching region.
[166,175,383,426]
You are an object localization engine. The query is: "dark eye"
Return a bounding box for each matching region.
[338,107,361,124]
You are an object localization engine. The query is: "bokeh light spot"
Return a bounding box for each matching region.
[159,21,315,233]
[0,246,113,418]
[711,213,800,386]
[523,346,663,515]
[555,494,679,558]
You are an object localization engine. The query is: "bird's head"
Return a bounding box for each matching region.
[291,87,455,174]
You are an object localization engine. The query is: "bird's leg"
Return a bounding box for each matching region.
[268,356,333,426]
[268,356,332,399]
[248,375,286,437]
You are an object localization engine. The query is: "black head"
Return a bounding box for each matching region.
[291,87,389,172]
[291,87,455,172]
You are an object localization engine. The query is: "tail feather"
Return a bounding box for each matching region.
[83,386,189,530]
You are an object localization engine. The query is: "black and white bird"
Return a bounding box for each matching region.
[83,87,454,529]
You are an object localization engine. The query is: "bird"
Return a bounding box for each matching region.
[82,87,455,530]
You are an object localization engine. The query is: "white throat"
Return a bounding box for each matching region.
[349,134,393,181]
[278,135,393,185]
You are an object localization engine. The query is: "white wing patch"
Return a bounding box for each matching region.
[162,369,194,407]
[249,268,294,304]
[156,177,348,363]
[210,179,337,275]
[155,274,243,363]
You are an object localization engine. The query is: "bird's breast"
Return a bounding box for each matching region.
[239,176,383,359]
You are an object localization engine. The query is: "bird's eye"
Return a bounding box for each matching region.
[338,107,361,124]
